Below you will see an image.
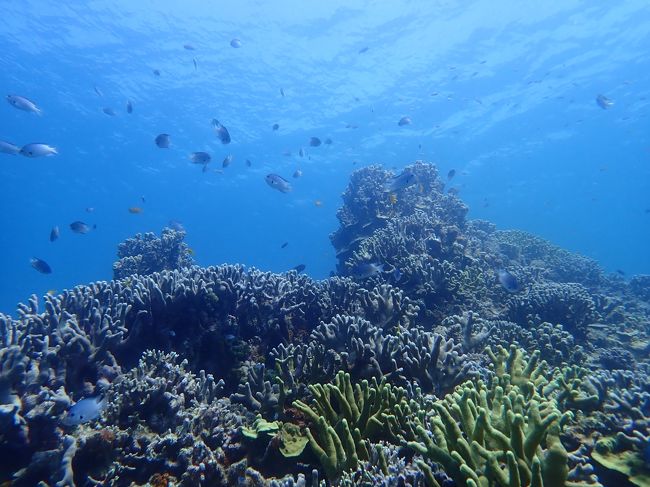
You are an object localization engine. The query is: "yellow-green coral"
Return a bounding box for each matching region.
[408,376,579,487]
[293,371,422,480]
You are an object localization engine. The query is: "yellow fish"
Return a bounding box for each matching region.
[388,193,397,205]
[187,247,195,256]
[46,289,57,296]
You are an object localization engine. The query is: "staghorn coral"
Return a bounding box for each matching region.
[113,227,194,279]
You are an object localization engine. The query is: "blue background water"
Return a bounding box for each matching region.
[1,0,649,314]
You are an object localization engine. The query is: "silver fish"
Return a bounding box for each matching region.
[0,140,20,155]
[190,152,211,165]
[70,221,95,234]
[384,170,417,192]
[293,169,302,178]
[20,143,57,157]
[212,119,231,144]
[265,174,292,193]
[63,396,106,426]
[155,134,171,148]
[350,262,384,279]
[497,269,520,293]
[596,94,614,110]
[7,94,41,114]
[398,116,411,126]
[30,257,52,274]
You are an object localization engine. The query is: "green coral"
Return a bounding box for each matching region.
[293,371,422,480]
[408,377,573,487]
[592,432,650,487]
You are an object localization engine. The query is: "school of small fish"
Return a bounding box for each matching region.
[4,39,623,287]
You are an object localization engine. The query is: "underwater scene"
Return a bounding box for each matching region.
[1,1,649,486]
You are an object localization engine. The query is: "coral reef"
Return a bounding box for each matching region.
[113,227,195,279]
[1,160,648,486]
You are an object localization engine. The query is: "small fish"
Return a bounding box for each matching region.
[153,69,161,77]
[102,107,116,116]
[50,226,59,242]
[126,100,133,114]
[272,123,280,131]
[384,170,417,192]
[345,123,358,129]
[324,138,332,145]
[212,119,231,144]
[230,38,242,48]
[30,257,52,274]
[350,262,384,279]
[46,289,57,296]
[447,169,456,181]
[222,155,233,168]
[0,140,20,155]
[155,133,171,148]
[615,269,626,276]
[388,193,397,205]
[63,396,106,426]
[292,264,306,273]
[596,94,613,109]
[265,174,292,193]
[141,195,146,203]
[293,169,302,178]
[168,220,185,231]
[20,143,57,157]
[70,221,95,234]
[314,200,323,207]
[128,207,143,214]
[398,116,412,126]
[299,148,305,158]
[94,86,103,96]
[281,242,288,249]
[280,88,285,97]
[193,58,198,70]
[190,152,211,165]
[392,268,402,281]
[186,247,195,256]
[85,207,95,213]
[497,269,519,293]
[183,44,195,50]
[309,137,321,147]
[282,150,292,157]
[358,47,369,54]
[246,159,252,167]
[6,95,41,114]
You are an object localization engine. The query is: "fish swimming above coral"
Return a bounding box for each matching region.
[212,119,231,144]
[497,268,520,292]
[0,140,20,155]
[30,257,52,274]
[596,94,614,109]
[265,173,292,193]
[384,170,417,192]
[20,143,57,157]
[62,396,106,426]
[6,94,41,114]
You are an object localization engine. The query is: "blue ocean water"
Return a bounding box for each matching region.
[1,0,649,314]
